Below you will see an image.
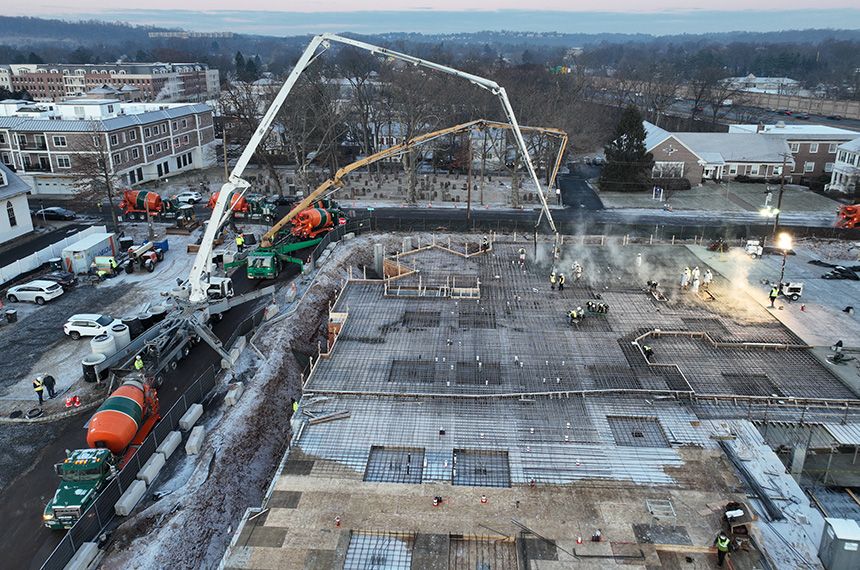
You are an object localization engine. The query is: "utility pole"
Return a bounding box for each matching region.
[773,153,789,234]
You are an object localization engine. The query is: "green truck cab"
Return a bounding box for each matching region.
[43,448,116,530]
[246,237,322,279]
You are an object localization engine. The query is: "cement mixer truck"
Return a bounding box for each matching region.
[119,190,189,221]
[43,379,159,530]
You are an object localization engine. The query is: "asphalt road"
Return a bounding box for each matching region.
[0,255,295,570]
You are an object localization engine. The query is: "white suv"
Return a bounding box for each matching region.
[63,314,122,340]
[6,280,64,305]
[175,191,202,204]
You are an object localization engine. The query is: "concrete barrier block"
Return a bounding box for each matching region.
[285,286,297,302]
[225,382,245,406]
[115,480,147,516]
[63,541,99,570]
[264,303,280,321]
[343,232,355,241]
[186,425,205,455]
[156,431,182,459]
[326,242,337,251]
[136,451,166,485]
[179,403,203,430]
[233,336,246,354]
[302,260,314,274]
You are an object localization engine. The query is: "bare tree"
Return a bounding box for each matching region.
[69,122,122,235]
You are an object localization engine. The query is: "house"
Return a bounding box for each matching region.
[720,74,802,95]
[644,122,793,185]
[0,163,34,246]
[729,123,856,183]
[828,137,860,196]
[0,98,216,196]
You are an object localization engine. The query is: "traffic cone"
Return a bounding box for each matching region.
[65,396,72,407]
[481,494,487,503]
[577,534,582,544]
[335,516,340,526]
[801,304,805,311]
[73,395,81,407]
[433,496,440,506]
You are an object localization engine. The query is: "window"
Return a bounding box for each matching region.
[172,121,178,130]
[132,148,139,159]
[113,153,121,164]
[809,143,819,153]
[804,161,815,172]
[107,104,114,113]
[144,127,151,137]
[829,144,837,153]
[129,130,137,141]
[57,155,70,168]
[183,135,189,144]
[181,119,187,128]
[176,157,182,169]
[652,162,684,178]
[825,162,834,173]
[110,134,118,145]
[0,133,6,144]
[7,201,16,227]
[750,165,760,175]
[52,136,67,147]
[146,145,153,155]
[161,124,168,134]
[1,153,10,165]
[16,134,27,145]
[790,143,800,152]
[173,138,179,147]
[729,165,737,175]
[124,151,128,161]
[73,106,84,116]
[92,136,100,148]
[155,142,161,152]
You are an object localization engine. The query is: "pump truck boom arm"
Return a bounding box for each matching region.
[188,33,556,302]
[261,119,567,247]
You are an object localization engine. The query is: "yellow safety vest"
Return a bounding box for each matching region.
[717,536,730,551]
[550,274,556,283]
[134,359,144,371]
[33,380,43,392]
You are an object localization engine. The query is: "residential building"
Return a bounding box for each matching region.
[0,98,216,196]
[828,137,860,195]
[729,123,856,183]
[0,62,220,103]
[644,122,793,185]
[0,163,34,246]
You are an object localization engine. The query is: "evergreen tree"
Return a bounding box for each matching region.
[599,106,653,192]
[234,51,245,76]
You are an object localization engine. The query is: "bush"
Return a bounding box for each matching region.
[650,178,691,192]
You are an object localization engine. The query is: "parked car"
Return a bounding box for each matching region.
[797,113,810,120]
[828,114,842,120]
[42,271,78,289]
[265,195,300,206]
[63,314,122,340]
[6,280,64,304]
[777,109,792,116]
[34,207,76,220]
[592,157,604,166]
[174,191,202,204]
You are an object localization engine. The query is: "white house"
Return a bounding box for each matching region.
[829,137,860,195]
[0,163,34,246]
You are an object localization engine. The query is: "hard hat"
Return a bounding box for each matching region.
[37,375,44,381]
[136,355,142,361]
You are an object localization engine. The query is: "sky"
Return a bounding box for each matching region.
[5,5,860,36]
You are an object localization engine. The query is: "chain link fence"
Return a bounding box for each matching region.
[40,365,217,570]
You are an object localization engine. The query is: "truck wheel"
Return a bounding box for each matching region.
[169,360,178,371]
[153,374,164,389]
[156,250,164,262]
[750,253,757,259]
[26,407,44,419]
[145,260,155,272]
[183,345,191,357]
[126,263,134,274]
[790,294,800,301]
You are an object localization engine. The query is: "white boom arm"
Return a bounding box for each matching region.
[187,33,556,304]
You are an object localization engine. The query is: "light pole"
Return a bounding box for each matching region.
[777,232,792,285]
[773,153,790,234]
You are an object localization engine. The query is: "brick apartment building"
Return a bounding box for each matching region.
[0,63,220,103]
[0,98,216,195]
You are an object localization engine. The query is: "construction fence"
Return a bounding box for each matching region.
[39,364,218,570]
[0,225,108,286]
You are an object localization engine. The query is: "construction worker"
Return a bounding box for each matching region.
[692,266,700,283]
[714,531,731,567]
[236,233,245,252]
[550,271,557,290]
[109,258,118,274]
[691,276,700,294]
[134,355,145,374]
[33,376,44,405]
[681,267,690,289]
[703,270,713,289]
[518,247,526,265]
[636,253,642,267]
[89,261,98,276]
[769,285,779,307]
[481,236,489,252]
[643,345,654,360]
[573,262,583,281]
[291,398,298,413]
[558,273,565,292]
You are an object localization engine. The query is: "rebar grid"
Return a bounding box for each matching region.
[343,531,415,570]
[449,535,518,570]
[299,244,860,487]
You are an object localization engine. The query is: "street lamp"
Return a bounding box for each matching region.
[777,232,792,285]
